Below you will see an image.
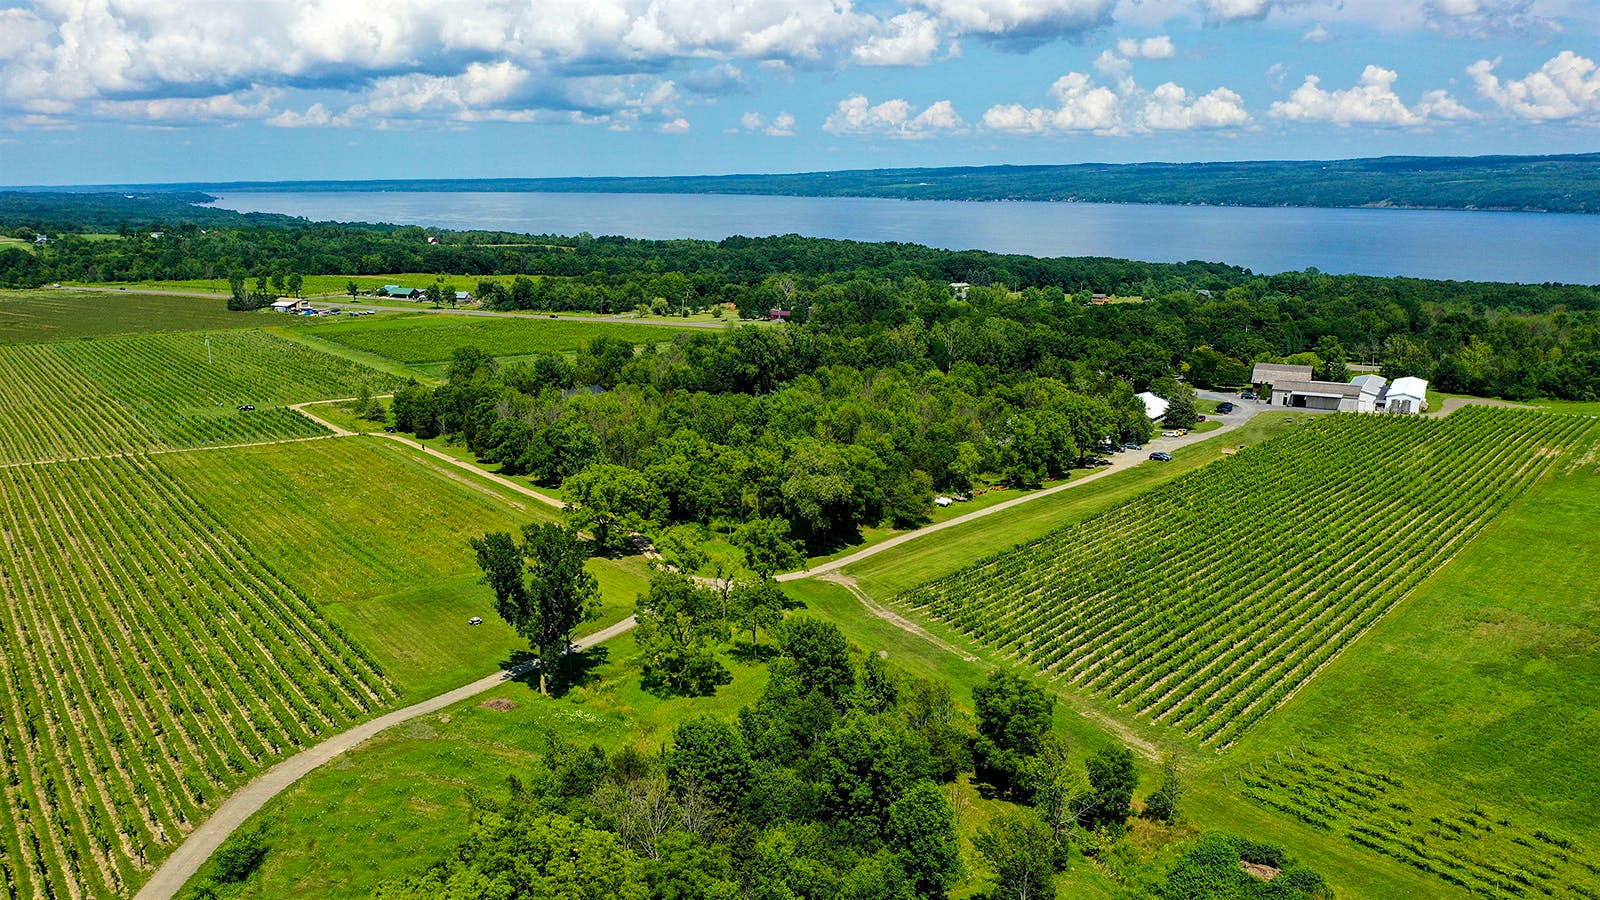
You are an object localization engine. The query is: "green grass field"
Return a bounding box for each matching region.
[64,273,488,298]
[0,289,255,342]
[302,314,705,365]
[0,455,398,900]
[0,330,397,465]
[159,437,650,698]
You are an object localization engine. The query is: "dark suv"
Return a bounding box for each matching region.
[1149,451,1172,462]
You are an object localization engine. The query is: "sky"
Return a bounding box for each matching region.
[0,0,1596,186]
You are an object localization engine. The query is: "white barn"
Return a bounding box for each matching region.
[1384,377,1429,414]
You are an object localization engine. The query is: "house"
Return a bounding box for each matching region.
[1135,391,1170,421]
[454,291,473,303]
[427,236,440,245]
[949,282,970,300]
[149,231,164,239]
[271,298,310,313]
[33,234,48,246]
[768,309,791,321]
[1250,363,1314,393]
[380,285,422,299]
[1383,376,1429,414]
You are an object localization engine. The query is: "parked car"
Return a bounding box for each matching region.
[1121,442,1142,451]
[383,426,398,433]
[1149,451,1172,462]
[1241,391,1256,400]
[237,404,254,411]
[1162,430,1182,437]
[1088,457,1114,467]
[1216,402,1235,414]
[468,616,484,626]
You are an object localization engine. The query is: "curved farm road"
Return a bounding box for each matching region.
[133,615,637,900]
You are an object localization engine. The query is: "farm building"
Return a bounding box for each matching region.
[380,285,422,299]
[454,291,473,303]
[1270,374,1387,412]
[769,309,792,321]
[1383,376,1429,414]
[1136,391,1170,420]
[1250,362,1314,393]
[270,298,310,312]
[949,282,970,300]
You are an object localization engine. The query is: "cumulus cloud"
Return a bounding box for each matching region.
[852,12,945,66]
[1116,35,1176,59]
[657,117,690,133]
[914,0,1116,49]
[739,110,798,135]
[1204,0,1278,24]
[982,67,1248,134]
[1302,23,1332,43]
[823,94,965,139]
[1468,51,1600,120]
[1270,65,1475,126]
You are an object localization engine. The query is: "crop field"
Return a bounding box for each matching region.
[0,455,398,900]
[1230,748,1599,898]
[0,331,398,465]
[0,289,251,342]
[306,315,702,364]
[903,408,1595,746]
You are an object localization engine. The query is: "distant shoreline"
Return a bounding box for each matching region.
[11,152,1599,215]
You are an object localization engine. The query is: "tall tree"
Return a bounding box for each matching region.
[731,517,804,579]
[972,671,1055,799]
[975,809,1058,900]
[886,781,962,898]
[469,522,599,694]
[1084,746,1138,831]
[731,577,786,647]
[1143,755,1182,825]
[563,463,667,555]
[634,571,730,696]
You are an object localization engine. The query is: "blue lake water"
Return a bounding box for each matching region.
[204,191,1600,284]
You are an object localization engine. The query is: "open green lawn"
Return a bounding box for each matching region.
[301,313,706,367]
[1428,387,1600,416]
[0,288,253,342]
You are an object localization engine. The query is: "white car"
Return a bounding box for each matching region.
[1162,430,1181,437]
[468,616,483,626]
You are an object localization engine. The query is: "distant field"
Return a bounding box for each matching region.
[0,455,398,900]
[66,273,492,297]
[0,331,397,464]
[160,437,646,697]
[904,409,1593,747]
[0,288,252,342]
[308,314,700,364]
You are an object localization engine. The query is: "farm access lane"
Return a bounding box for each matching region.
[133,388,1264,898]
[130,615,638,900]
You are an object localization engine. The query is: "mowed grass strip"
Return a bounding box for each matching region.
[901,409,1595,747]
[0,456,397,900]
[159,437,649,698]
[0,289,253,342]
[0,330,397,464]
[308,314,703,364]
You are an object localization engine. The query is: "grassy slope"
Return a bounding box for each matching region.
[0,288,254,342]
[158,437,647,699]
[303,313,705,364]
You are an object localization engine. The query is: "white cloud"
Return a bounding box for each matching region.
[1468,51,1600,121]
[1270,64,1474,126]
[739,110,797,136]
[1204,0,1278,23]
[823,94,965,139]
[1116,35,1176,59]
[983,68,1249,134]
[852,13,944,66]
[915,0,1116,48]
[1301,23,1332,43]
[268,103,345,128]
[657,117,690,133]
[1424,0,1562,38]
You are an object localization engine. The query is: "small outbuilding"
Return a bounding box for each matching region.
[271,298,310,312]
[381,285,422,299]
[454,291,473,303]
[1384,376,1429,414]
[768,309,791,321]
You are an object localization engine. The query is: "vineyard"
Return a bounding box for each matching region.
[904,408,1595,746]
[0,331,398,465]
[1230,748,1600,898]
[0,289,250,343]
[308,316,699,364]
[0,455,400,900]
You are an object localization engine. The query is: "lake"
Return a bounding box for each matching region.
[204,191,1600,284]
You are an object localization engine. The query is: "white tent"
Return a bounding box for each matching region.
[1136,391,1169,421]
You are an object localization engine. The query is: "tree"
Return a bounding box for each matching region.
[1162,388,1200,429]
[731,577,786,647]
[975,809,1057,900]
[1314,335,1350,383]
[346,279,360,300]
[563,463,667,555]
[634,572,731,696]
[652,523,707,575]
[883,468,933,529]
[1084,746,1137,831]
[468,522,599,694]
[1025,733,1091,845]
[886,781,961,898]
[424,280,444,308]
[972,671,1054,799]
[731,517,804,579]
[778,616,855,706]
[1143,755,1182,825]
[812,713,933,844]
[287,272,303,297]
[665,715,751,811]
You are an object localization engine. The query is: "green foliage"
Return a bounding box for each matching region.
[635,572,732,696]
[469,522,599,693]
[731,518,805,579]
[665,716,753,811]
[731,577,786,646]
[810,714,934,845]
[1084,746,1138,831]
[777,617,856,707]
[564,462,667,555]
[972,671,1054,799]
[974,808,1059,900]
[211,825,268,883]
[886,781,962,897]
[1144,755,1183,825]
[1160,832,1333,900]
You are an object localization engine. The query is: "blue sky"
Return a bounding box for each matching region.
[0,0,1596,185]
